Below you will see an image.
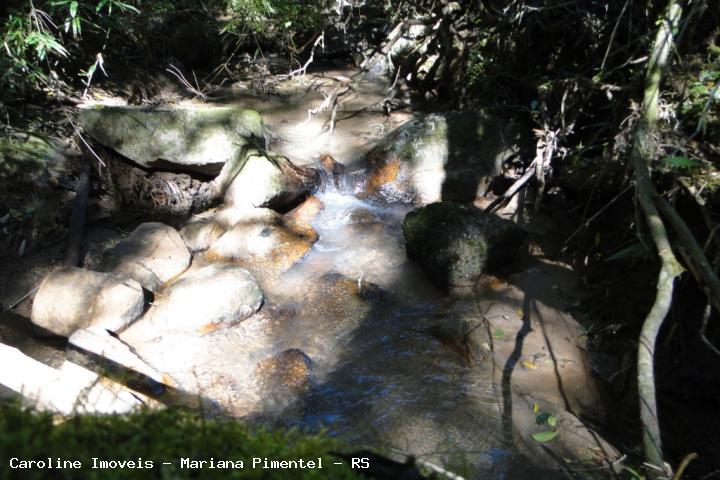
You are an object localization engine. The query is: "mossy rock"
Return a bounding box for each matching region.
[354,112,526,204]
[403,202,526,290]
[80,106,268,175]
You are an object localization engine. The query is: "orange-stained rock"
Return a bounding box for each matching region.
[365,156,401,193]
[254,348,313,393]
[205,209,318,286]
[284,195,324,234]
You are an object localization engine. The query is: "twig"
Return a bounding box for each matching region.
[600,0,632,71]
[671,453,698,480]
[282,32,325,79]
[82,53,107,98]
[562,184,633,248]
[166,65,207,100]
[65,113,105,168]
[484,159,537,214]
[0,286,40,315]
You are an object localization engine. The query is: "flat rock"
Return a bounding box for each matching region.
[142,264,263,335]
[100,222,191,291]
[80,105,268,174]
[0,343,155,414]
[68,326,173,389]
[206,209,318,285]
[30,267,145,337]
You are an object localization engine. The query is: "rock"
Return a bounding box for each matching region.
[100,222,191,291]
[145,264,263,335]
[253,348,313,394]
[179,219,227,253]
[212,205,278,229]
[206,209,318,284]
[352,112,525,204]
[222,149,319,210]
[284,195,324,233]
[30,267,144,337]
[0,343,156,415]
[318,154,345,189]
[79,105,268,174]
[68,326,173,390]
[403,202,526,290]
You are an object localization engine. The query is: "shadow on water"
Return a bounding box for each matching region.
[501,291,533,444]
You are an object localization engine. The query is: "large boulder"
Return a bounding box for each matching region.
[350,112,524,204]
[142,264,263,335]
[403,202,526,290]
[221,149,319,210]
[100,222,191,291]
[79,106,268,174]
[30,267,144,337]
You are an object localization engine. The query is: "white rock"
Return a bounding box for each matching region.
[31,267,145,337]
[146,264,263,335]
[0,343,151,414]
[100,222,191,291]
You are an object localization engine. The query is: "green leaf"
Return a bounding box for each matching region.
[531,430,558,442]
[493,328,505,339]
[661,155,702,168]
[70,1,78,18]
[547,414,557,427]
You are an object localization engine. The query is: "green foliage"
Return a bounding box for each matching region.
[0,400,360,479]
[218,0,328,50]
[0,1,141,100]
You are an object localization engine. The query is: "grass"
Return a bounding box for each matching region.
[0,400,361,479]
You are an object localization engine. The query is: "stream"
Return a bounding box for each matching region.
[0,68,611,480]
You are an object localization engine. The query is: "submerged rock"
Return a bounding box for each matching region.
[206,209,318,285]
[253,348,313,394]
[100,222,191,291]
[353,112,524,204]
[144,264,263,336]
[80,105,268,174]
[31,267,144,337]
[403,202,526,290]
[222,149,319,211]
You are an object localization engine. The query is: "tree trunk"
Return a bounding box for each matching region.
[632,1,684,476]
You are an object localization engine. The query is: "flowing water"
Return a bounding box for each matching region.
[193,70,582,478]
[0,68,597,479]
[256,184,517,477]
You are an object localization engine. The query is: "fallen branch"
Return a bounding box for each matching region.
[283,32,324,79]
[484,160,536,214]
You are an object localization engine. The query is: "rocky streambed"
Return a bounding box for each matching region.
[0,69,619,479]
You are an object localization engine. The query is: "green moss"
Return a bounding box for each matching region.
[0,400,360,479]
